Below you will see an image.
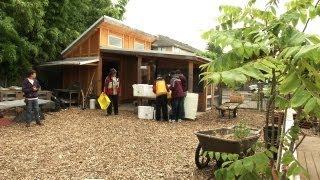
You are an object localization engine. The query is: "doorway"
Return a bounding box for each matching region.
[102,60,120,84]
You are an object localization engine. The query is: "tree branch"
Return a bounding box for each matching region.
[302,0,320,32]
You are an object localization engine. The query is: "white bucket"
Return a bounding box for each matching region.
[184,93,199,120]
[138,106,154,119]
[89,99,96,109]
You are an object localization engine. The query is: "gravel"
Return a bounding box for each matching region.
[0,108,265,179]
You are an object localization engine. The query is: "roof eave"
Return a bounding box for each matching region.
[61,16,105,55]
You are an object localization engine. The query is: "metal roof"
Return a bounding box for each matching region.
[100,47,210,63]
[61,16,156,55]
[39,56,99,67]
[152,35,199,53]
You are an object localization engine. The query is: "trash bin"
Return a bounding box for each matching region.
[90,99,96,109]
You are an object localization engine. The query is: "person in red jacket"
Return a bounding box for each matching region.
[176,69,187,119]
[104,68,120,115]
[170,73,185,122]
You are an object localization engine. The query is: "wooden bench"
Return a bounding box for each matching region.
[0,99,53,122]
[216,102,240,119]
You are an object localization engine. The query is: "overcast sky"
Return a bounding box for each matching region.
[123,0,320,51]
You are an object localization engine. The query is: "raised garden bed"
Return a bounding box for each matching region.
[194,126,261,169]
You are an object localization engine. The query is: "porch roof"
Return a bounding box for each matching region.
[100,47,211,63]
[39,56,99,67]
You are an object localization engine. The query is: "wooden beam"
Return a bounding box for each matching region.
[137,56,142,84]
[188,61,193,92]
[96,56,103,95]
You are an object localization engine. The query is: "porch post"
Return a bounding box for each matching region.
[188,61,194,92]
[137,56,142,84]
[96,56,103,94]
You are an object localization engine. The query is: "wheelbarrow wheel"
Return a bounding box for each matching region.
[195,143,210,169]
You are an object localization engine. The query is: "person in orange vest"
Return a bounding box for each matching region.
[153,74,169,121]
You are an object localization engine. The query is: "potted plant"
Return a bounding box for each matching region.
[200,0,320,178]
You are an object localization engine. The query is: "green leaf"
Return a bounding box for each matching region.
[228,154,236,161]
[215,152,221,161]
[243,158,254,172]
[265,150,273,158]
[237,65,265,80]
[304,97,317,114]
[208,151,214,158]
[309,6,317,19]
[291,87,312,108]
[222,161,233,168]
[282,151,294,165]
[279,72,300,94]
[294,44,320,60]
[275,96,289,109]
[233,160,243,176]
[222,153,228,161]
[254,61,272,74]
[270,6,276,15]
[269,146,278,153]
[287,162,302,176]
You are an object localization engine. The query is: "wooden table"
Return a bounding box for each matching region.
[216,102,240,119]
[54,89,80,107]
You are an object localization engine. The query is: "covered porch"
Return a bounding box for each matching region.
[40,48,213,111]
[98,47,211,111]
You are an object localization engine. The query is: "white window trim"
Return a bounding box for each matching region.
[134,41,145,50]
[108,35,123,48]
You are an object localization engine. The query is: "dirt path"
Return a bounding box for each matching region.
[0,108,265,179]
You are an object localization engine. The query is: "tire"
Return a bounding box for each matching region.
[195,143,210,169]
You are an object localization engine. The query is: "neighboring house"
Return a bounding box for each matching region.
[40,16,214,111]
[152,35,199,54]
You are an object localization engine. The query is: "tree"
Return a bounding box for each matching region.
[0,0,128,86]
[201,0,320,178]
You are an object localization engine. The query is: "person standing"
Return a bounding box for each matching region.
[104,68,120,115]
[22,69,42,127]
[176,69,187,119]
[152,74,169,121]
[170,73,185,123]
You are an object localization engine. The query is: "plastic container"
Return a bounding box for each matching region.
[138,106,154,119]
[184,93,199,120]
[132,84,156,98]
[89,99,96,109]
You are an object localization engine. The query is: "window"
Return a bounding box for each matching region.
[134,42,145,50]
[108,35,123,48]
[157,47,167,51]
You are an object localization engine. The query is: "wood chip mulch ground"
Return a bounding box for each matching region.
[0,108,265,180]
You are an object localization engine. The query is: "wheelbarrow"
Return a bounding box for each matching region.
[194,127,261,169]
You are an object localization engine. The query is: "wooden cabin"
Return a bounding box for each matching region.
[41,16,214,111]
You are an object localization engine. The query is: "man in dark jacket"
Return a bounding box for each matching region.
[170,73,185,122]
[22,69,42,127]
[176,69,187,119]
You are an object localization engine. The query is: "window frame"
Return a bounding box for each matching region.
[108,35,123,48]
[134,41,145,50]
